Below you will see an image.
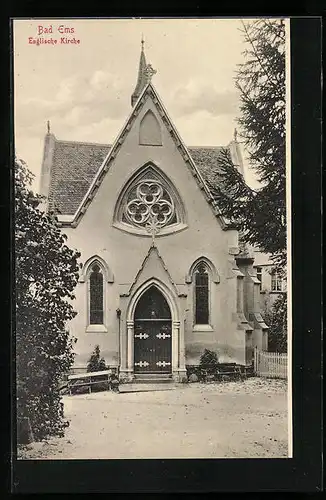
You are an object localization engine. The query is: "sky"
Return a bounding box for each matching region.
[14,18,262,191]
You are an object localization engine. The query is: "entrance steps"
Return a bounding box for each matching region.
[119,373,176,393]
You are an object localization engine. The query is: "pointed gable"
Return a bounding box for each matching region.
[123,244,184,297]
[45,81,235,230]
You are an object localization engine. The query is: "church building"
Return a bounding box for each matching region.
[40,41,268,382]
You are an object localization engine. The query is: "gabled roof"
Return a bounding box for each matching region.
[45,82,237,229]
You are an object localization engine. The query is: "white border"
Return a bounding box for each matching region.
[285,18,293,459]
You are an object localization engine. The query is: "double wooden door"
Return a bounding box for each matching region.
[133,286,172,374]
[134,320,172,373]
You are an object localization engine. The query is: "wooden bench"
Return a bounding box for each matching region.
[216,365,244,381]
[198,364,246,382]
[68,370,115,395]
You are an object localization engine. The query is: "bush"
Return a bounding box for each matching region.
[188,373,199,383]
[199,349,219,374]
[86,345,107,373]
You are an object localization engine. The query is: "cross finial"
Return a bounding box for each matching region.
[141,34,145,51]
[47,120,50,134]
[145,214,161,246]
[144,63,157,83]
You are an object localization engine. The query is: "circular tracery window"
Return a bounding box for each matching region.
[124,180,176,229]
[114,165,187,236]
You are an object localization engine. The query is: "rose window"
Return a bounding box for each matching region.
[125,181,175,228]
[114,164,187,236]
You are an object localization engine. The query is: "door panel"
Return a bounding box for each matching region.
[134,321,172,373]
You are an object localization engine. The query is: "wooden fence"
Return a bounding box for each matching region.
[254,348,287,379]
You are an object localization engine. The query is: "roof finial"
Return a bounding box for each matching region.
[131,35,157,106]
[146,214,161,246]
[47,120,51,134]
[144,63,157,83]
[234,127,238,142]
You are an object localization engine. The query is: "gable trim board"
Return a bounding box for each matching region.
[44,82,237,231]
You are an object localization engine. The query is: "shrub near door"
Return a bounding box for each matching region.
[198,349,219,381]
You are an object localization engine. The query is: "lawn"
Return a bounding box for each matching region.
[18,377,289,459]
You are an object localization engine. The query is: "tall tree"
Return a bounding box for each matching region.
[264,294,287,353]
[15,157,81,441]
[210,19,286,268]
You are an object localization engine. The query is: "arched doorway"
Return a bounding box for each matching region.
[134,285,172,374]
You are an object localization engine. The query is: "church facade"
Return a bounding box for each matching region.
[40,44,268,382]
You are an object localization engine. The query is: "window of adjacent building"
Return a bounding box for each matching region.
[271,271,284,292]
[256,266,262,290]
[89,264,104,324]
[194,262,209,325]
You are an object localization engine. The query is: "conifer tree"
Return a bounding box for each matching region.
[15,157,81,441]
[207,19,287,351]
[86,345,107,373]
[210,19,286,268]
[264,294,287,353]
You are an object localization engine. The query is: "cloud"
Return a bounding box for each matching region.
[15,69,130,142]
[171,78,240,118]
[69,116,123,143]
[174,110,237,146]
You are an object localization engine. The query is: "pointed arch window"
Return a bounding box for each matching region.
[194,262,209,325]
[89,263,104,325]
[186,257,219,328]
[113,163,187,236]
[139,110,162,146]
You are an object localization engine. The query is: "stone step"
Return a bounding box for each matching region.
[134,373,172,379]
[132,377,172,384]
[119,382,176,393]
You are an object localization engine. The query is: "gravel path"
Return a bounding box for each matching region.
[18,378,289,459]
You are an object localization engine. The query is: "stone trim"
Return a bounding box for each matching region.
[79,255,114,283]
[185,256,220,284]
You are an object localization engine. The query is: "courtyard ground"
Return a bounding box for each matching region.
[18,377,289,459]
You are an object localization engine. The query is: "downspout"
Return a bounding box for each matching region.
[116,308,121,376]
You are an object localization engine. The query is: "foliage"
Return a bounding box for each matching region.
[265,293,287,353]
[15,157,81,441]
[199,349,219,374]
[86,345,107,372]
[210,19,286,269]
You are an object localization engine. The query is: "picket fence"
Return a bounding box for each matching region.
[254,348,287,379]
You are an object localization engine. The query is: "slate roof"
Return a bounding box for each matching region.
[47,139,229,215]
[48,140,111,215]
[188,146,226,187]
